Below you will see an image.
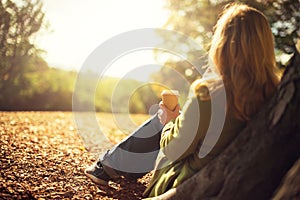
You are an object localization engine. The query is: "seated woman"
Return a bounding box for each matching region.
[85,3,279,198]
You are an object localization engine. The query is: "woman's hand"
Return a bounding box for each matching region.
[158,101,180,125]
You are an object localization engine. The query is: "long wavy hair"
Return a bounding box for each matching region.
[208,3,279,121]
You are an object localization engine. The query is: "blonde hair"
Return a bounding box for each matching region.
[208,3,279,121]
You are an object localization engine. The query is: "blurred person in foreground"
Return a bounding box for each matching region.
[84,3,280,197]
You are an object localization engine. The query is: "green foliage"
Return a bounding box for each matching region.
[95,77,160,113]
[23,68,76,110]
[1,62,160,113]
[0,66,76,111]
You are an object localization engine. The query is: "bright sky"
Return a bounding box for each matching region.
[37,0,170,80]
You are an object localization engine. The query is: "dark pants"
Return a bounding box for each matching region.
[100,114,164,178]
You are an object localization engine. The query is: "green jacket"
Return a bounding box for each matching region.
[143,87,245,198]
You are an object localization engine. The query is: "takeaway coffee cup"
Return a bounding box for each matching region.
[161,90,180,111]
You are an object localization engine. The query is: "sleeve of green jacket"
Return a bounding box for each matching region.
[160,91,212,162]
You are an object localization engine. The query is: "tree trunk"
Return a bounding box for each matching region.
[273,157,300,199]
[152,50,300,200]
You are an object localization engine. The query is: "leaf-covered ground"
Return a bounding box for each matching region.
[0,112,152,200]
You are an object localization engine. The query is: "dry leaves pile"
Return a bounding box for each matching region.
[0,112,151,200]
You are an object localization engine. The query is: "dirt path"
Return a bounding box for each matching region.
[0,112,151,200]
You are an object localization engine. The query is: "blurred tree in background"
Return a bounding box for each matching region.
[0,0,48,109]
[163,0,299,53]
[151,0,300,94]
[0,0,79,111]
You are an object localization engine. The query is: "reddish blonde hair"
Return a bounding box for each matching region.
[209,3,279,121]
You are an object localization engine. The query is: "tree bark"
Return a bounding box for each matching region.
[151,50,300,200]
[272,157,300,200]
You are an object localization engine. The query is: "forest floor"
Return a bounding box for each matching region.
[0,112,152,200]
